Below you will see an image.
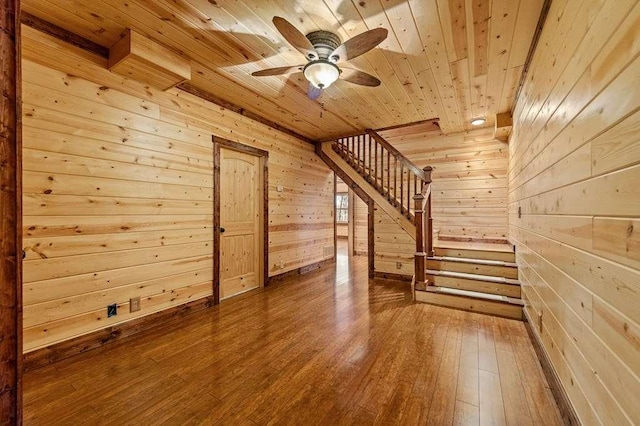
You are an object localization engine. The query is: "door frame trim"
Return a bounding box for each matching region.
[212,136,269,304]
[1,0,22,421]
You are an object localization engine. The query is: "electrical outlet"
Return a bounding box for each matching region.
[130,296,141,313]
[107,303,118,318]
[396,262,402,270]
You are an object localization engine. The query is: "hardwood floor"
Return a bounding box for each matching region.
[23,243,563,425]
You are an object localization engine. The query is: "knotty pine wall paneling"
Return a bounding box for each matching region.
[380,127,509,242]
[509,0,640,423]
[21,26,334,352]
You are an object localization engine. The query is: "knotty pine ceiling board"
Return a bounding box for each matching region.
[22,0,544,140]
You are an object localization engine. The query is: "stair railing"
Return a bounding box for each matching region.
[413,166,433,288]
[333,130,428,220]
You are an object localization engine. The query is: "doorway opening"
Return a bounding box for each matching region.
[335,175,373,277]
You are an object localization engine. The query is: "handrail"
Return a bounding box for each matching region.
[366,130,426,181]
[333,131,429,220]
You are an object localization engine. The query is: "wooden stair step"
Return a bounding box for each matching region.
[415,286,523,320]
[428,255,517,268]
[425,270,521,298]
[435,240,514,253]
[427,258,519,279]
[434,245,515,263]
[425,269,520,285]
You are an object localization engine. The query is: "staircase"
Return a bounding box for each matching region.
[317,130,523,320]
[414,242,523,319]
[316,130,425,236]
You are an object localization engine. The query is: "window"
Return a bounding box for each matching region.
[336,192,349,224]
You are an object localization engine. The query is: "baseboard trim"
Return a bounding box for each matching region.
[373,271,413,282]
[267,257,335,285]
[25,258,337,371]
[523,308,581,426]
[24,296,215,372]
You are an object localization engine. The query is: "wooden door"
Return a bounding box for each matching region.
[219,148,263,299]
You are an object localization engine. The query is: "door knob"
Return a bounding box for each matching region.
[220,227,226,233]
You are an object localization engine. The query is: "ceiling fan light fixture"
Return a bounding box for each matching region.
[303,60,340,89]
[471,118,486,126]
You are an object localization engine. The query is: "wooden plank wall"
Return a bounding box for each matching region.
[508,0,640,424]
[21,27,334,352]
[373,205,414,277]
[380,127,508,242]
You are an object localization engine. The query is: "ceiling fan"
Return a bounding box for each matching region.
[252,17,388,100]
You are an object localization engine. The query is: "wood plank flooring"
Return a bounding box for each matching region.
[23,243,563,425]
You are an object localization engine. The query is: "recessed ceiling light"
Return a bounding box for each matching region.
[471,118,486,126]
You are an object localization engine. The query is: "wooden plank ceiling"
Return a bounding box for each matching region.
[22,0,544,140]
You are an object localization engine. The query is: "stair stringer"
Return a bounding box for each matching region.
[317,141,416,237]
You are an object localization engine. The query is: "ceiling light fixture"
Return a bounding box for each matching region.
[471,118,486,126]
[303,60,340,89]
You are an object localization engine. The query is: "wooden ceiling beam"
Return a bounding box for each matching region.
[21,12,108,57]
[19,14,315,145]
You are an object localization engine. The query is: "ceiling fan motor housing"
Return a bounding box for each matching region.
[306,30,341,61]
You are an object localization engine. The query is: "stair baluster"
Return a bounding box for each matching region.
[407,171,412,217]
[387,151,390,198]
[374,137,378,187]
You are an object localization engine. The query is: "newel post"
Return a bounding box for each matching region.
[0,0,23,423]
[423,166,433,184]
[413,193,426,286]
[423,166,434,257]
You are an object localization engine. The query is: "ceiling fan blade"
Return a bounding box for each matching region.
[251,65,304,77]
[307,83,322,100]
[273,17,318,61]
[330,28,388,63]
[339,68,381,87]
